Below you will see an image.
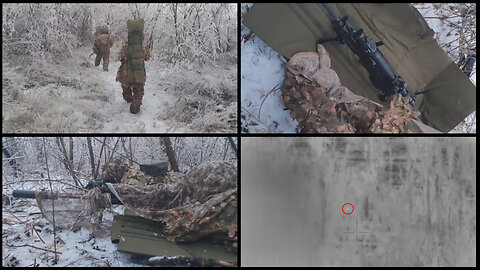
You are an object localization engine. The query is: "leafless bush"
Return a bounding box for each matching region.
[162,68,237,132]
[2,4,93,61]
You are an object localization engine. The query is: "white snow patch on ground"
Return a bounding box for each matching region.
[2,177,140,267]
[240,3,297,133]
[2,200,139,267]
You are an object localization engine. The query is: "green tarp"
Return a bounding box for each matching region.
[244,3,476,132]
[111,215,237,263]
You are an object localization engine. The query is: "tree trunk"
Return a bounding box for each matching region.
[227,137,237,156]
[94,137,107,179]
[110,137,121,159]
[222,138,229,161]
[172,3,179,46]
[69,137,73,163]
[2,139,21,177]
[128,137,133,166]
[56,137,80,187]
[87,137,95,177]
[162,137,180,172]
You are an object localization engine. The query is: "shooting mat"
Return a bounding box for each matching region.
[243,3,476,132]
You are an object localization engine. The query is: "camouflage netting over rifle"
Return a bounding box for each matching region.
[36,188,111,231]
[109,161,237,246]
[35,161,237,249]
[282,45,439,133]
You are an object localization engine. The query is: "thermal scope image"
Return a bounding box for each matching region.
[241,137,476,267]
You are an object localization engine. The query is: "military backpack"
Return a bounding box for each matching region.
[127,19,146,84]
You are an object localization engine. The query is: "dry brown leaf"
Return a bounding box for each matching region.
[304,91,312,101]
[328,104,337,116]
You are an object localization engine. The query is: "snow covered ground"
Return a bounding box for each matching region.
[240,34,296,133]
[2,177,142,267]
[240,3,476,133]
[2,43,237,133]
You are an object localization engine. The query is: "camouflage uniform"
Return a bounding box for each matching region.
[115,42,151,113]
[93,26,114,71]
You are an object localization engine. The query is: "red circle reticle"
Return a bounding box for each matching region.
[342,203,354,215]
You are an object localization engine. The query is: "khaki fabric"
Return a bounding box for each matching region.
[244,3,476,132]
[282,49,439,133]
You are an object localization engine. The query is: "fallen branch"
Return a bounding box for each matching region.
[241,105,277,132]
[3,207,25,223]
[258,82,281,120]
[4,179,86,191]
[2,237,6,255]
[32,224,45,244]
[7,244,62,254]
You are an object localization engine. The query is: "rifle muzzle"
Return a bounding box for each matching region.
[12,190,36,199]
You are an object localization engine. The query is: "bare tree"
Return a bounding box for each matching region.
[2,137,22,178]
[43,138,58,264]
[56,137,80,186]
[69,137,73,163]
[86,137,95,177]
[222,137,229,161]
[170,3,179,46]
[94,137,107,179]
[227,137,237,156]
[162,137,180,172]
[128,137,133,166]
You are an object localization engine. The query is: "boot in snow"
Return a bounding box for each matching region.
[130,86,144,114]
[122,85,133,103]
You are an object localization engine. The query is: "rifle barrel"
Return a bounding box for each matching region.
[12,190,123,205]
[320,3,339,21]
[12,190,36,199]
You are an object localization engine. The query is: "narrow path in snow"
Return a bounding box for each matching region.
[4,44,236,133]
[89,53,188,133]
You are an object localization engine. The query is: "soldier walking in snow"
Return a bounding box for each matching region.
[116,19,151,114]
[93,26,114,71]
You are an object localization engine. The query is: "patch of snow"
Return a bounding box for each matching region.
[241,4,297,133]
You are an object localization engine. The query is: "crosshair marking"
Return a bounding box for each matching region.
[342,203,354,215]
[344,219,369,244]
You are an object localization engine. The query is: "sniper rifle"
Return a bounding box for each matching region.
[12,179,123,205]
[318,3,416,104]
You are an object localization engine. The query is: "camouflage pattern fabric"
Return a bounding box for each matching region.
[102,158,129,183]
[107,161,237,245]
[282,46,436,133]
[163,189,237,244]
[93,33,113,71]
[121,164,152,185]
[116,42,151,113]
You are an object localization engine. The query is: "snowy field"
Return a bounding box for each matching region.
[2,177,142,267]
[240,3,476,133]
[2,45,236,133]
